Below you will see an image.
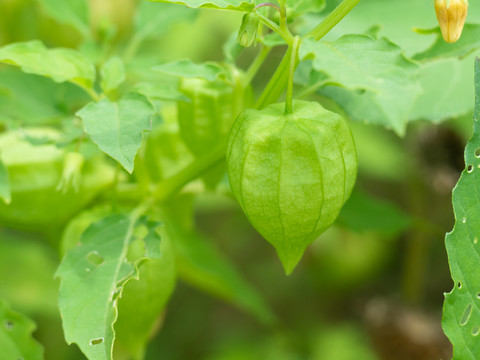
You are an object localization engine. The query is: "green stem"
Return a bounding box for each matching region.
[306,0,362,40]
[285,36,300,114]
[256,0,362,109]
[153,145,226,202]
[243,46,272,86]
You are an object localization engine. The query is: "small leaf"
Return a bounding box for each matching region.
[37,0,89,36]
[100,57,126,94]
[153,59,224,81]
[0,40,96,89]
[0,157,10,204]
[442,57,480,360]
[300,35,421,135]
[56,214,164,360]
[77,93,154,173]
[146,0,254,11]
[0,299,44,360]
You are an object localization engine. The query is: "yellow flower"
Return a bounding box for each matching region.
[435,0,468,43]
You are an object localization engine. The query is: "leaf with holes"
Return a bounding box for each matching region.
[0,41,96,89]
[77,93,154,173]
[146,0,254,11]
[443,57,480,359]
[55,214,164,360]
[299,35,421,135]
[0,299,44,360]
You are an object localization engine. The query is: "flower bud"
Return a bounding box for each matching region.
[435,0,468,43]
[237,12,260,47]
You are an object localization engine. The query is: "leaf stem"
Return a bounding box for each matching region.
[285,36,300,114]
[256,0,362,109]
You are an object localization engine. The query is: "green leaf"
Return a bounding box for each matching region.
[300,35,421,135]
[134,2,196,42]
[146,0,254,11]
[153,59,224,81]
[0,300,44,360]
[413,24,480,61]
[336,190,411,235]
[0,41,96,89]
[115,224,176,359]
[442,57,480,359]
[36,0,90,36]
[0,157,10,204]
[134,82,189,102]
[56,214,164,360]
[159,209,276,325]
[100,57,126,94]
[77,93,155,173]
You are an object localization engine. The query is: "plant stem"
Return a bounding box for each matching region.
[306,0,362,40]
[256,0,362,109]
[285,36,300,114]
[153,145,226,203]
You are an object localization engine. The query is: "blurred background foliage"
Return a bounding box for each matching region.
[0,0,475,358]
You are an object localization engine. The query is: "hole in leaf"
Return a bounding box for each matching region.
[468,165,474,173]
[87,251,104,266]
[473,326,480,336]
[461,304,473,326]
[89,337,104,346]
[462,217,467,224]
[475,148,480,157]
[5,320,13,330]
[458,281,462,289]
[474,237,479,245]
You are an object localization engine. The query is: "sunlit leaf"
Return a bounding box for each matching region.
[56,214,164,360]
[0,300,43,360]
[442,57,480,359]
[100,57,125,94]
[0,41,96,89]
[300,35,421,135]
[77,93,155,173]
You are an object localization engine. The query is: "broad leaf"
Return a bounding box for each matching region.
[413,24,480,61]
[77,93,154,173]
[0,158,10,204]
[153,59,224,81]
[56,214,164,360]
[100,57,125,94]
[0,300,43,360]
[442,57,480,359]
[36,0,90,36]
[115,225,176,359]
[146,0,254,11]
[0,41,96,89]
[300,35,421,135]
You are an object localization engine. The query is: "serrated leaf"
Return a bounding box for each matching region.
[100,57,125,94]
[0,41,96,89]
[0,157,10,204]
[160,210,276,325]
[115,225,175,359]
[146,0,254,11]
[153,59,224,81]
[414,24,480,61]
[36,0,90,36]
[0,300,43,360]
[442,57,480,359]
[300,35,421,135]
[56,214,163,360]
[77,93,154,173]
